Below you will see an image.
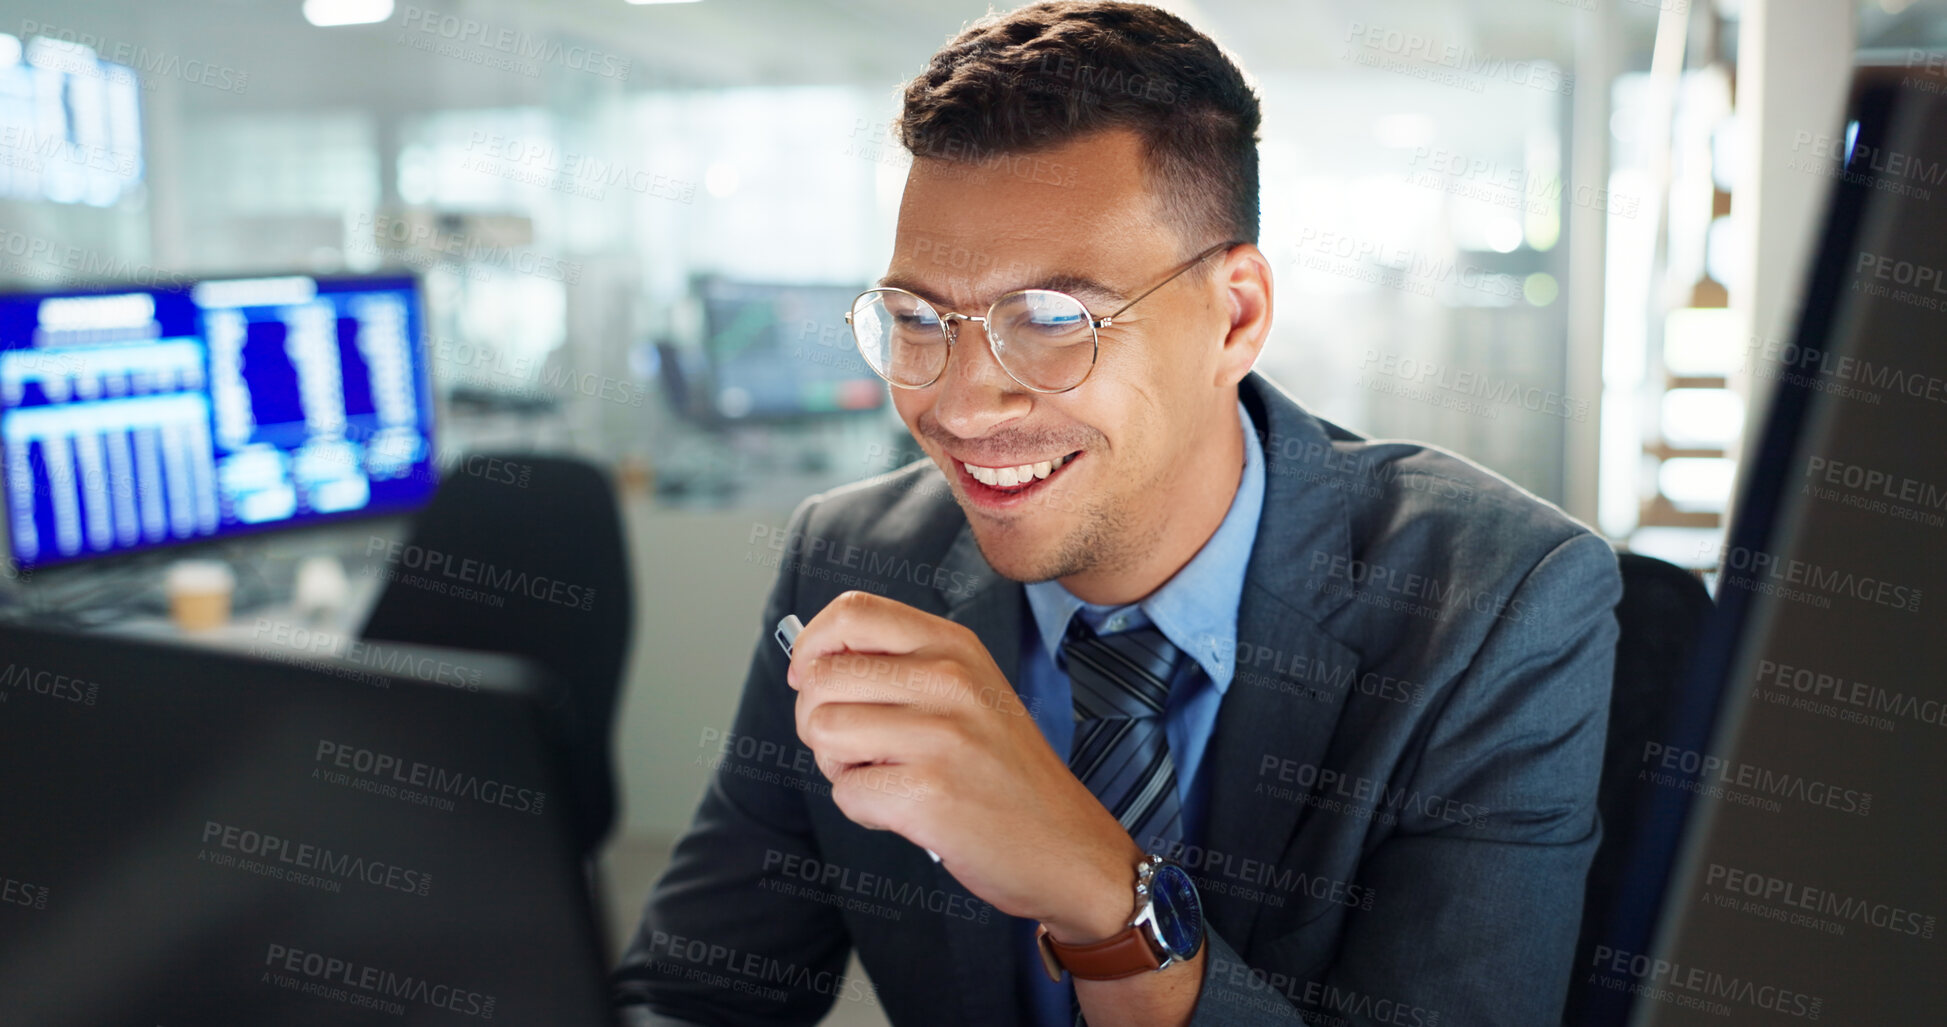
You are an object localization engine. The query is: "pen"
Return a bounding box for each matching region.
[775,614,942,865]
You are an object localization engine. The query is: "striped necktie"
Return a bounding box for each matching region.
[1060,617,1187,851]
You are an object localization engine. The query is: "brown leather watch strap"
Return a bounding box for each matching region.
[1035,921,1163,981]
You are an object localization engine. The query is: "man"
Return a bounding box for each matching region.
[613,3,1621,1025]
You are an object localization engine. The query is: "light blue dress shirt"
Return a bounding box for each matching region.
[1014,399,1266,1026]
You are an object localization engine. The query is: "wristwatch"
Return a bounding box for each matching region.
[1035,853,1205,981]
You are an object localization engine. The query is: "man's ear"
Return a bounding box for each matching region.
[1215,244,1273,388]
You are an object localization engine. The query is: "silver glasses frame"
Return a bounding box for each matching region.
[844,239,1238,394]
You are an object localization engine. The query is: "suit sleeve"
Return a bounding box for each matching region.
[610,498,856,1026]
[1187,532,1622,1027]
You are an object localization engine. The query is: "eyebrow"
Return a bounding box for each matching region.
[875,270,1127,310]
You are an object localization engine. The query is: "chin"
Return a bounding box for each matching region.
[962,518,1084,584]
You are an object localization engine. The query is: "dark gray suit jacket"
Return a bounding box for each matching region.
[613,372,1622,1026]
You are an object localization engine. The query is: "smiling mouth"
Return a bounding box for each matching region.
[955,450,1084,500]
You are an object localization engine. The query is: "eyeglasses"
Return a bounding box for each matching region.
[844,239,1238,394]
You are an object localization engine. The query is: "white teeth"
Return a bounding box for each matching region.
[963,452,1076,488]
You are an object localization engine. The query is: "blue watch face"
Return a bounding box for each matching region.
[1149,863,1204,959]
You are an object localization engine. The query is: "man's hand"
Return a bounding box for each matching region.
[786,590,1142,945]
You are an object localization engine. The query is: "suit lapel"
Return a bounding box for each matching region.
[932,522,1026,1027]
[1199,374,1363,950]
[936,523,1023,684]
[1200,590,1360,949]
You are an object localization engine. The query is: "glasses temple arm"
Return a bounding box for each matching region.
[1096,240,1239,325]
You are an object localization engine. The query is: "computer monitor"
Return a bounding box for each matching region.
[0,273,438,572]
[0,621,611,1025]
[695,277,887,422]
[1584,56,1947,1025]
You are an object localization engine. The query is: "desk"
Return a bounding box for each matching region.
[104,569,385,657]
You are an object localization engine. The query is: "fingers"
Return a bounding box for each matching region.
[799,650,964,707]
[788,592,966,687]
[797,700,938,767]
[779,592,1015,851]
[796,701,940,836]
[825,759,935,836]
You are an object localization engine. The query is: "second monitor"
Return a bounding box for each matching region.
[0,273,439,572]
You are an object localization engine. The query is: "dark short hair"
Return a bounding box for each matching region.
[894,1,1261,249]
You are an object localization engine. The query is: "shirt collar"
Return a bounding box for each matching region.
[1024,398,1265,694]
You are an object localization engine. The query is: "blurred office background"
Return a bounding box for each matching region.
[1,1,1941,1021]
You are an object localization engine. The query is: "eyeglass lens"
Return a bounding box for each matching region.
[849,288,1096,391]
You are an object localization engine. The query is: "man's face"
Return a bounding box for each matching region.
[882,128,1238,585]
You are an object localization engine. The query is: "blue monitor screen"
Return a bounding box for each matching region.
[0,275,437,571]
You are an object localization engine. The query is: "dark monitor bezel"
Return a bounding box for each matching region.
[1575,54,1941,1026]
[0,620,611,1024]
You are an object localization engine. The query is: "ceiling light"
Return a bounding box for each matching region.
[303,0,395,27]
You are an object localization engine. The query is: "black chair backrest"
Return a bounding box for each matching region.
[1566,550,1717,1025]
[361,453,633,857]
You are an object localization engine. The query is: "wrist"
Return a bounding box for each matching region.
[1037,850,1207,985]
[1041,837,1147,945]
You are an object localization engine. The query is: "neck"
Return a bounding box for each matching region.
[1059,397,1246,607]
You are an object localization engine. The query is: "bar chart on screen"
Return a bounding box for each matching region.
[0,275,438,571]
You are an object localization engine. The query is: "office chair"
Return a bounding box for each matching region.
[1565,550,1718,1025]
[361,453,634,860]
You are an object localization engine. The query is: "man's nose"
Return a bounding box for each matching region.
[931,319,1030,438]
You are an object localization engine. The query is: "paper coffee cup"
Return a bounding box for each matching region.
[166,559,235,632]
